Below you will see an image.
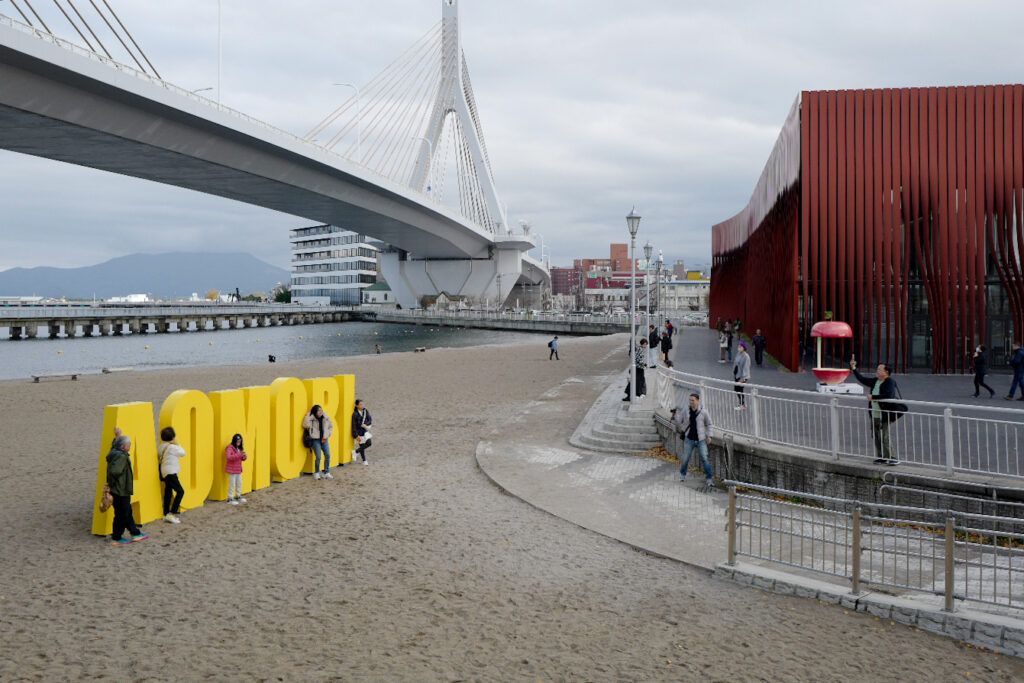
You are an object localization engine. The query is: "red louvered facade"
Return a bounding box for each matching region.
[711,86,1024,373]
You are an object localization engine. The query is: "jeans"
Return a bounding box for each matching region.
[162,473,184,515]
[311,439,331,472]
[1010,371,1024,398]
[872,418,892,460]
[680,438,712,481]
[973,372,994,397]
[111,494,140,540]
[727,345,733,361]
[549,348,559,360]
[755,348,764,366]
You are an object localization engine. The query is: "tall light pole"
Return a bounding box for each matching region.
[336,83,362,162]
[656,250,664,322]
[217,0,222,103]
[626,208,641,406]
[643,240,653,345]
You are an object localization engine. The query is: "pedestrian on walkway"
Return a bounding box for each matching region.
[850,360,900,465]
[718,329,728,362]
[672,393,714,488]
[660,329,673,364]
[548,336,559,360]
[972,345,995,398]
[303,404,334,479]
[752,329,767,367]
[715,317,724,334]
[1007,341,1024,400]
[623,339,649,400]
[107,428,148,545]
[725,321,734,361]
[665,319,674,339]
[647,325,660,367]
[733,342,751,409]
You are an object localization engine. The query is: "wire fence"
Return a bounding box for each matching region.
[726,482,1024,611]
[659,367,1024,480]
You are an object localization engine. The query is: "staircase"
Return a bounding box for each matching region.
[570,372,662,454]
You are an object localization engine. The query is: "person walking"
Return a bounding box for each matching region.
[1007,341,1024,400]
[718,329,728,362]
[725,321,734,361]
[733,342,751,410]
[665,319,674,339]
[715,317,724,334]
[752,329,767,367]
[351,399,373,465]
[672,393,714,488]
[303,404,334,479]
[659,328,673,364]
[548,335,560,361]
[106,428,148,545]
[647,325,660,367]
[972,345,995,398]
[850,360,900,465]
[623,339,649,400]
[225,434,248,504]
[158,427,185,524]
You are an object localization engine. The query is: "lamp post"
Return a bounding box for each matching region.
[643,240,653,347]
[626,208,641,406]
[335,83,362,162]
[656,250,664,321]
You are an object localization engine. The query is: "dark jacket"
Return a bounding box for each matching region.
[752,334,767,351]
[972,351,988,375]
[660,334,672,353]
[106,447,133,497]
[648,329,660,347]
[1012,348,1024,372]
[851,368,895,399]
[352,408,373,438]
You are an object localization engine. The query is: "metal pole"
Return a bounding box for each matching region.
[629,234,636,407]
[944,516,955,612]
[217,0,222,104]
[727,486,737,565]
[851,506,861,594]
[645,255,651,341]
[830,397,840,460]
[943,407,955,476]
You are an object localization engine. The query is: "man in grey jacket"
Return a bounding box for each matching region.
[672,393,714,488]
[733,341,751,410]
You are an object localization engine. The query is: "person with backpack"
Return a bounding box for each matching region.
[659,328,673,364]
[548,336,559,360]
[158,426,185,523]
[351,399,373,465]
[303,404,334,479]
[1006,341,1024,400]
[850,360,900,465]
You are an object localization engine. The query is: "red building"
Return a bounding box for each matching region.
[549,266,579,296]
[712,86,1024,373]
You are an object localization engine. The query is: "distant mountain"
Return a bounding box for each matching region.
[0,252,290,299]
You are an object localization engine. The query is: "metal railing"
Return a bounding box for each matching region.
[370,309,633,325]
[726,482,1024,612]
[658,367,1024,480]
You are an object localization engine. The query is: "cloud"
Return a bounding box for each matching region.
[1,0,1023,275]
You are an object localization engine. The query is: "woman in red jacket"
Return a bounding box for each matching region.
[225,434,248,504]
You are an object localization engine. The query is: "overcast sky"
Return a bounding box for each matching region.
[2,0,1023,274]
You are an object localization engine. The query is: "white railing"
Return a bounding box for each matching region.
[659,367,1024,480]
[726,482,1024,612]
[371,309,633,326]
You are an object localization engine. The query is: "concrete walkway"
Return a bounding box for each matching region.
[475,345,1024,657]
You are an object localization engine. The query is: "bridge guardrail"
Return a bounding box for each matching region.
[658,366,1024,480]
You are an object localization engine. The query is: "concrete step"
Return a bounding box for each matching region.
[612,412,657,427]
[598,422,659,437]
[573,432,660,453]
[586,425,661,444]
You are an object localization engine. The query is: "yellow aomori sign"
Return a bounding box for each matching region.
[91,374,356,536]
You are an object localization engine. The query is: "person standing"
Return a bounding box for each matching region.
[972,345,995,398]
[1007,341,1024,400]
[225,434,248,504]
[672,393,714,488]
[303,404,334,479]
[623,339,649,400]
[850,360,900,465]
[660,329,673,364]
[549,336,560,361]
[725,320,734,361]
[665,319,674,339]
[715,317,724,334]
[106,429,148,545]
[733,342,751,410]
[752,329,767,367]
[647,325,660,367]
[158,427,185,524]
[718,329,729,362]
[351,399,373,465]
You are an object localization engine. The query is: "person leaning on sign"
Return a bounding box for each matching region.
[107,427,149,545]
[849,360,900,465]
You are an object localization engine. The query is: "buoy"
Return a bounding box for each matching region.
[144,346,149,349]
[299,336,303,339]
[209,341,214,345]
[57,350,62,354]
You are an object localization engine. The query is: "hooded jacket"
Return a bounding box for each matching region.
[106,447,133,497]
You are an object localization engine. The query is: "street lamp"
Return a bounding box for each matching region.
[190,87,214,95]
[656,250,664,322]
[626,208,641,406]
[335,83,362,162]
[643,240,653,351]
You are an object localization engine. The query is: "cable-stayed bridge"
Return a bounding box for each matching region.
[0,0,548,308]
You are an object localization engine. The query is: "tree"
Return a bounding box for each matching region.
[274,287,291,303]
[206,289,220,301]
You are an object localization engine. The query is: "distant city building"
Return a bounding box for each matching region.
[361,280,396,307]
[671,259,687,279]
[583,271,649,312]
[290,225,378,305]
[549,267,580,296]
[106,293,150,303]
[662,278,710,311]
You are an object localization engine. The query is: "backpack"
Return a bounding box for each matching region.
[302,427,314,449]
[547,340,553,348]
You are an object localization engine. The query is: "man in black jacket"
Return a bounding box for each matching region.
[850,360,899,465]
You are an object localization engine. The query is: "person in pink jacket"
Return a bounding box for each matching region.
[225,433,248,505]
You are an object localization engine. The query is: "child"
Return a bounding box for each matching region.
[158,426,185,524]
[225,433,248,505]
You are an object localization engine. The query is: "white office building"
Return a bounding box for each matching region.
[290,225,378,305]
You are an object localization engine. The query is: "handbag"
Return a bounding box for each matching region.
[99,484,113,512]
[883,383,909,422]
[359,431,372,444]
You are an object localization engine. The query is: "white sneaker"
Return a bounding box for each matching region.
[237,497,247,503]
[362,459,368,466]
[351,449,357,460]
[323,472,334,480]
[313,472,321,480]
[228,499,239,506]
[164,513,180,524]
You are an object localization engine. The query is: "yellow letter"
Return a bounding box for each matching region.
[92,402,160,535]
[270,377,307,481]
[302,378,341,473]
[335,374,355,464]
[240,385,271,493]
[159,390,214,511]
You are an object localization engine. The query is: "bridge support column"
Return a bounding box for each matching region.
[9,326,23,339]
[157,319,170,333]
[99,322,112,336]
[47,322,61,338]
[128,320,141,335]
[111,321,123,335]
[379,249,530,310]
[178,319,189,332]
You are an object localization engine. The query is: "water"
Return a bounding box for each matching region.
[0,321,556,380]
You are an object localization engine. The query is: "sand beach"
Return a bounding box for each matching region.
[0,334,1021,680]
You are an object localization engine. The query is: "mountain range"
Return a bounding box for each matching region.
[0,252,290,299]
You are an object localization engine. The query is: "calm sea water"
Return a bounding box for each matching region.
[0,321,555,380]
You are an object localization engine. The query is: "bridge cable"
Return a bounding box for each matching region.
[7,1,39,27]
[98,0,161,78]
[372,43,442,178]
[83,0,156,77]
[52,0,108,58]
[18,0,54,33]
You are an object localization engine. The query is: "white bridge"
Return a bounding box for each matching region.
[0,0,547,308]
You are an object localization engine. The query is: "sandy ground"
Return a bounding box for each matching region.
[1,334,1022,681]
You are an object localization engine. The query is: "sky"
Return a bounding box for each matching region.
[2,0,1024,274]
